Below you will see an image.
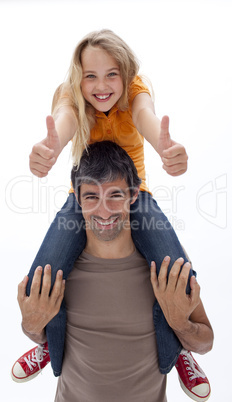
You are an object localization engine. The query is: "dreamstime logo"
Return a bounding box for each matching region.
[196,174,227,228]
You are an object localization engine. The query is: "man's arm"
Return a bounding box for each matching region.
[17,265,65,344]
[175,299,213,354]
[150,257,214,354]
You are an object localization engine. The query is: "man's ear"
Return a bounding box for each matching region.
[130,187,139,205]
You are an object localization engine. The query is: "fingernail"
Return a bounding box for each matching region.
[164,256,170,262]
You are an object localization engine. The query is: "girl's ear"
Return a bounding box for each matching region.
[130,187,139,205]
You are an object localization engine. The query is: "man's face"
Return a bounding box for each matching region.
[79,178,138,242]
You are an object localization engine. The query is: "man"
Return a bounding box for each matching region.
[17,141,213,402]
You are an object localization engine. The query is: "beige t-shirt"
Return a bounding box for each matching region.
[55,250,167,402]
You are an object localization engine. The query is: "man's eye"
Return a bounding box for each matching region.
[86,196,98,200]
[111,194,124,199]
[108,72,117,77]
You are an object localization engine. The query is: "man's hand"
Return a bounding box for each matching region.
[150,257,200,333]
[29,116,61,178]
[157,116,188,176]
[18,265,65,336]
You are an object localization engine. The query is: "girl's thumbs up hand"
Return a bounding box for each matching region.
[29,116,61,177]
[157,116,188,176]
[46,115,61,155]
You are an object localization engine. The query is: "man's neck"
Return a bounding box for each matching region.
[84,232,135,259]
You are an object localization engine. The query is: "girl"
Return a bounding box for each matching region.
[12,30,210,401]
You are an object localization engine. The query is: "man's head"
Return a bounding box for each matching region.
[71,141,141,201]
[71,141,141,242]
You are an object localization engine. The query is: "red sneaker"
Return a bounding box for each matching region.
[11,343,50,383]
[175,349,211,401]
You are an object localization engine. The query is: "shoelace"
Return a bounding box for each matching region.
[181,350,206,381]
[23,344,45,372]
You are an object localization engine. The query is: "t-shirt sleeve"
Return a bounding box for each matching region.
[128,75,151,103]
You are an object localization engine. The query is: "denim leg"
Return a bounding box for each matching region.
[27,193,86,376]
[130,191,196,374]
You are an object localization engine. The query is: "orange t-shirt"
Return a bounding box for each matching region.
[70,75,151,193]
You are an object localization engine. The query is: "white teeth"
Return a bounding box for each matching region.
[95,94,110,100]
[95,218,117,226]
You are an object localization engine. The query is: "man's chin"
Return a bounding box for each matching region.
[93,228,121,242]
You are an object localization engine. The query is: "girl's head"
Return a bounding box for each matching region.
[80,46,124,113]
[69,29,140,111]
[52,30,140,166]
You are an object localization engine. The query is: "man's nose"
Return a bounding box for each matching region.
[96,198,115,219]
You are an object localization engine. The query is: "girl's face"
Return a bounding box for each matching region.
[80,46,123,112]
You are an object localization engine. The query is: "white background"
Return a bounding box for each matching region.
[1,0,231,401]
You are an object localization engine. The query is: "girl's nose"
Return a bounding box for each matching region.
[95,78,108,92]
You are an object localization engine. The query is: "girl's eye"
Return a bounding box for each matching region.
[108,72,117,77]
[86,74,96,79]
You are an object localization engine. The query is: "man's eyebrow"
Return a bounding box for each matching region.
[110,189,127,195]
[81,189,127,197]
[81,191,99,198]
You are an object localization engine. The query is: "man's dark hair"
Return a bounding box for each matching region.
[71,141,142,200]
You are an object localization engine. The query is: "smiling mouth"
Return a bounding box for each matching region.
[94,94,112,101]
[94,216,118,227]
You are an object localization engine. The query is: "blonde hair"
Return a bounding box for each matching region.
[52,29,140,166]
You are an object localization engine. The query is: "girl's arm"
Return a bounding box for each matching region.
[132,93,188,176]
[29,107,77,178]
[132,92,161,152]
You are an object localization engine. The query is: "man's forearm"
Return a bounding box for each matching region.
[173,300,214,354]
[22,324,47,345]
[174,319,214,355]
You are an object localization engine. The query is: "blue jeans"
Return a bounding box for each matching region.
[26,194,86,377]
[27,191,195,376]
[130,191,195,374]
